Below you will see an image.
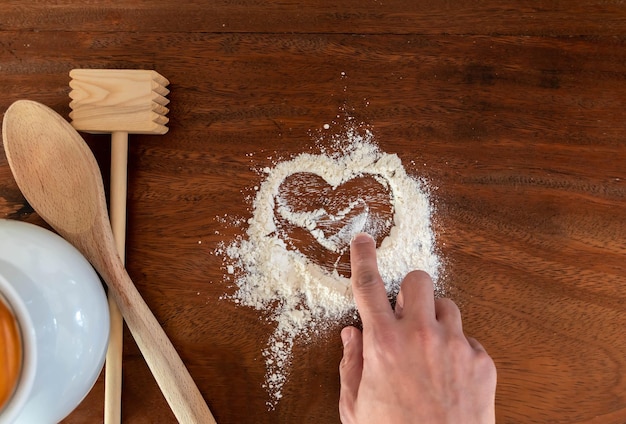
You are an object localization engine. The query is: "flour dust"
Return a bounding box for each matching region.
[215,123,441,408]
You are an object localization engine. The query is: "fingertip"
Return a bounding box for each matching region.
[406,270,434,285]
[341,326,354,347]
[351,232,375,246]
[349,232,377,278]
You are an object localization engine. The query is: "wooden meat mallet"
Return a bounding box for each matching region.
[69,69,170,424]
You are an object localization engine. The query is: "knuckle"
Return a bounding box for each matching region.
[477,350,497,372]
[469,347,497,382]
[353,269,380,288]
[406,322,440,350]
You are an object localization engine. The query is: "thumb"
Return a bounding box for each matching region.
[339,326,363,424]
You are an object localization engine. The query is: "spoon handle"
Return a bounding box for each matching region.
[95,242,216,424]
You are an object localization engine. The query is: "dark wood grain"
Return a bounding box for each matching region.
[1,0,626,36]
[1,2,625,423]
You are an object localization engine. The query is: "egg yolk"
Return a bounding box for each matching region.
[0,295,22,411]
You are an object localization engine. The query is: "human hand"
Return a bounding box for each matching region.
[339,233,497,424]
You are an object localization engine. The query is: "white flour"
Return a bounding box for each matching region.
[217,125,440,408]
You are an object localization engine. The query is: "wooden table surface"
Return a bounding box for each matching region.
[1,2,626,423]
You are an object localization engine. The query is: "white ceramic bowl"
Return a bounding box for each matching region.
[0,219,109,424]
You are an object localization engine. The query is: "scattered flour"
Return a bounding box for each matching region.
[217,125,440,408]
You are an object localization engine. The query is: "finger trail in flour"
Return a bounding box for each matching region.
[216,123,441,408]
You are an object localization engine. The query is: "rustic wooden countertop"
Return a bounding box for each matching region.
[1,2,625,423]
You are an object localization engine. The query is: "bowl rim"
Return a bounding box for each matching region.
[0,272,37,424]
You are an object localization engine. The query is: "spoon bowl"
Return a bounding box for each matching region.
[2,100,215,423]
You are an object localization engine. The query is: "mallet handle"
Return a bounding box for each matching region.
[105,131,128,424]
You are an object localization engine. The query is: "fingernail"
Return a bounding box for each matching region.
[351,232,374,244]
[341,327,353,346]
[394,290,404,317]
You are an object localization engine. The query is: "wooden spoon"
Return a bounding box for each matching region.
[2,100,216,424]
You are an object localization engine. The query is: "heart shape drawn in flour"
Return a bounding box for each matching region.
[274,172,394,277]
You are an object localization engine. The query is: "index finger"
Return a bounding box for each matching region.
[350,233,394,328]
